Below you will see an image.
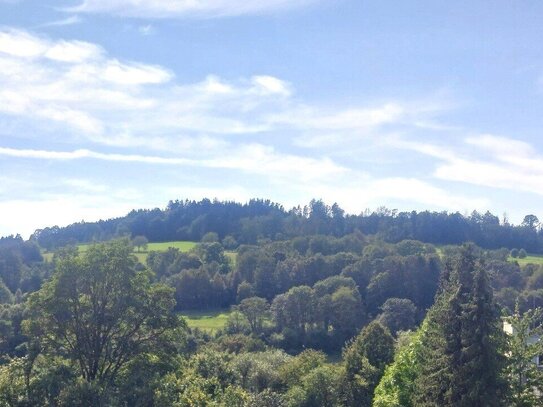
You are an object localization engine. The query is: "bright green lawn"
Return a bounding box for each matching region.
[180,309,231,332]
[508,254,543,267]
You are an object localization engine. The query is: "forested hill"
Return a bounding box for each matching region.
[29,198,543,253]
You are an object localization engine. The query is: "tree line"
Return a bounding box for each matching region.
[30,198,543,253]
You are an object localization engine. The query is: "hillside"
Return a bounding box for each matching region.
[29,198,543,254]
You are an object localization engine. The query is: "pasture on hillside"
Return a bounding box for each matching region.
[508,253,543,267]
[42,240,237,265]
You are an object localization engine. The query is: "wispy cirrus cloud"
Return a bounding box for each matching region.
[67,0,319,18]
[0,28,434,154]
[393,134,543,195]
[0,144,347,183]
[38,15,82,28]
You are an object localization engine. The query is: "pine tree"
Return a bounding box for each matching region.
[414,244,507,406]
[451,260,507,406]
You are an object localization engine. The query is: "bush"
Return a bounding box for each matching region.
[519,249,528,259]
[510,248,519,258]
[202,232,220,243]
[222,235,238,250]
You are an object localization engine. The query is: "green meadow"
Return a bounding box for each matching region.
[180,309,231,333]
[508,254,543,267]
[42,240,237,265]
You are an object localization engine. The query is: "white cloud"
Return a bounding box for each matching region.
[251,75,291,96]
[0,196,138,238]
[363,177,488,210]
[278,103,405,131]
[0,28,426,153]
[0,29,48,57]
[395,134,543,196]
[45,40,102,63]
[138,24,155,36]
[0,145,346,182]
[102,60,172,85]
[39,15,82,28]
[68,0,318,18]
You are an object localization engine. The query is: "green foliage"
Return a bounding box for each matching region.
[237,281,256,303]
[8,206,543,405]
[214,334,267,354]
[377,298,417,335]
[373,327,425,407]
[231,349,291,393]
[342,321,394,406]
[222,235,239,250]
[132,235,149,252]
[115,352,183,407]
[504,306,543,406]
[414,244,508,406]
[279,349,326,387]
[0,358,26,406]
[24,239,184,385]
[202,232,220,243]
[395,240,435,257]
[0,280,13,305]
[288,364,344,407]
[237,297,269,335]
[57,380,106,407]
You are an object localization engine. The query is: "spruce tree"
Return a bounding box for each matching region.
[414,244,507,406]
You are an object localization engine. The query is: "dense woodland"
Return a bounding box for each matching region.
[33,199,543,253]
[1,199,543,405]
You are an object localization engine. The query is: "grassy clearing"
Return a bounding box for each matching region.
[180,309,231,332]
[225,251,237,266]
[508,254,543,267]
[146,241,198,252]
[42,240,237,266]
[132,241,198,264]
[42,240,198,263]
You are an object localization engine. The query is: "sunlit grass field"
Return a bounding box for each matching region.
[180,309,231,332]
[42,240,237,265]
[436,245,543,268]
[508,254,543,267]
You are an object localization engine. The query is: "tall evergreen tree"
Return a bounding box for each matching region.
[414,244,507,406]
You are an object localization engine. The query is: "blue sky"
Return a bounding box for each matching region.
[1,0,543,237]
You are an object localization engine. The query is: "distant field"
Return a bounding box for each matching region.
[436,246,543,267]
[180,309,231,332]
[42,240,237,266]
[508,254,543,267]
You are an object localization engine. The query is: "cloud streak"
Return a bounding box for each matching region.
[38,15,82,28]
[0,145,347,182]
[394,134,543,196]
[68,0,318,18]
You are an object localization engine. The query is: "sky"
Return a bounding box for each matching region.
[1,0,543,237]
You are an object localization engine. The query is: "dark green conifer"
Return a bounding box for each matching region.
[414,244,507,407]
